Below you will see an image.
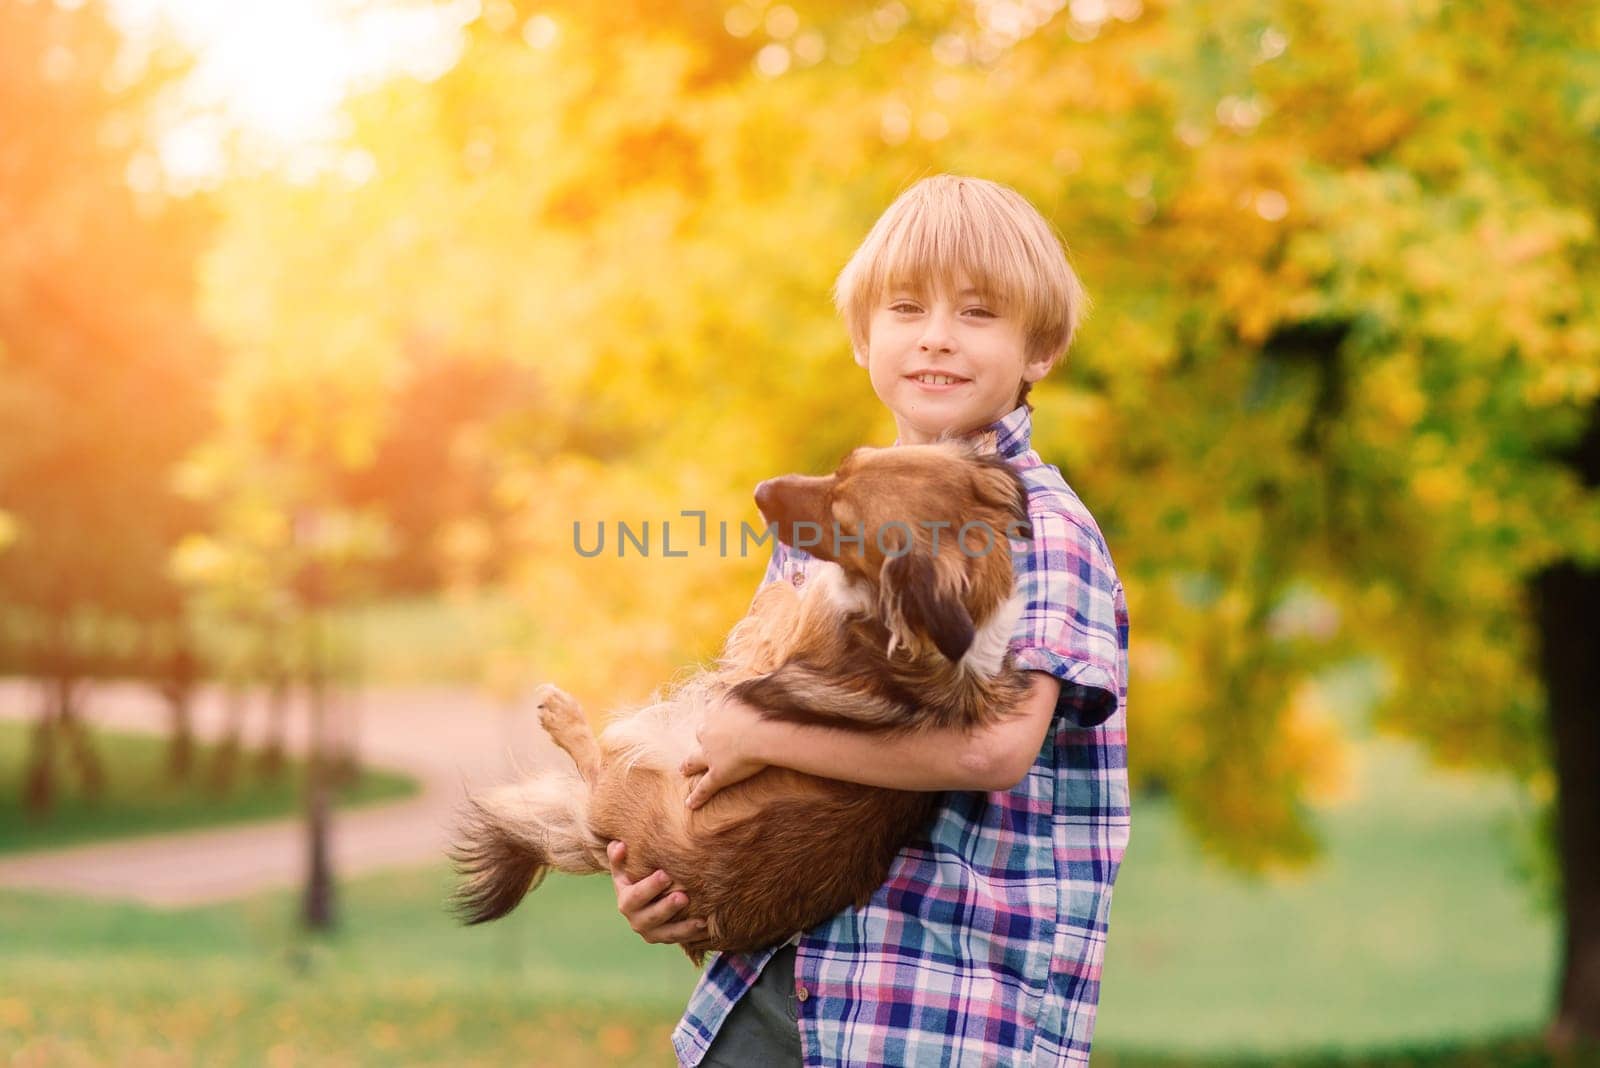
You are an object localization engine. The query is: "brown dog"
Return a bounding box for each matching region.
[452,440,1034,960]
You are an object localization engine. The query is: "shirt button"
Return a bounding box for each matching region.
[795,985,809,1002]
[791,572,806,589]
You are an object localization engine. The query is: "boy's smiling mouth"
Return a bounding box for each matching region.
[907,371,971,388]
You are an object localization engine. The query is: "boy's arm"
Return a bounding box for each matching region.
[681,672,1060,808]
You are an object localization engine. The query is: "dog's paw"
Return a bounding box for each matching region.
[532,684,583,730]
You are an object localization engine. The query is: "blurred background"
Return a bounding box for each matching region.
[2,0,1598,1064]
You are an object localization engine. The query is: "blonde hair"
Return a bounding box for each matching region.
[833,175,1088,401]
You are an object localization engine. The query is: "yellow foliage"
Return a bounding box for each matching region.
[1283,683,1352,808]
[154,0,1600,874]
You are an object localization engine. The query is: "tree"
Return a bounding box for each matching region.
[0,0,216,811]
[199,0,1600,1041]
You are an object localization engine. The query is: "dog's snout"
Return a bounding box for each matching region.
[753,473,836,554]
[754,474,830,525]
[754,478,779,519]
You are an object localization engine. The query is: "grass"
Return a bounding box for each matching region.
[1090,1039,1589,1067]
[0,867,698,1066]
[1092,738,1560,1056]
[0,735,1585,1066]
[0,719,417,855]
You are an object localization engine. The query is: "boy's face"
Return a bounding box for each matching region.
[856,277,1054,445]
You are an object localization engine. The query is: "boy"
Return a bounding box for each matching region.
[609,175,1130,1066]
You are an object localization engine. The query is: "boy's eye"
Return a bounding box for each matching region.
[889,301,922,314]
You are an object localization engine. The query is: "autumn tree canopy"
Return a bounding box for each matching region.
[4,0,1597,1040]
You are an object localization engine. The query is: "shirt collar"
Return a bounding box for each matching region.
[981,405,1033,459]
[891,405,1034,458]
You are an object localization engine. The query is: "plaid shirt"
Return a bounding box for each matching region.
[673,405,1130,1067]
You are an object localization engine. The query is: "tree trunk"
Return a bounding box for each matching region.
[22,683,57,815]
[303,742,335,931]
[166,688,194,781]
[1534,402,1600,1053]
[208,684,248,794]
[330,685,359,788]
[257,651,290,779]
[26,628,102,808]
[302,616,335,932]
[57,678,102,798]
[163,640,199,780]
[1533,563,1600,1051]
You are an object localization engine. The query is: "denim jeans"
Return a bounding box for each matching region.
[699,944,803,1066]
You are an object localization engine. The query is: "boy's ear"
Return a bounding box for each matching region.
[852,345,869,370]
[1022,350,1057,382]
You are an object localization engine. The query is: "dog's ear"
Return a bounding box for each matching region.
[971,457,1032,541]
[880,551,975,663]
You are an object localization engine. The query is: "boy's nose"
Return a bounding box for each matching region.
[918,312,955,353]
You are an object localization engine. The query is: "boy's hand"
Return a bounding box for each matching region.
[681,693,769,809]
[607,840,707,945]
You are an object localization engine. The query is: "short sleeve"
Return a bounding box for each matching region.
[757,539,789,592]
[1008,510,1126,729]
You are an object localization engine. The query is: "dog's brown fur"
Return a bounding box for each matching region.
[452,440,1034,961]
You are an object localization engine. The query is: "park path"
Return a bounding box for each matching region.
[0,678,566,908]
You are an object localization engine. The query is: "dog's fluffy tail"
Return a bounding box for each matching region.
[450,768,605,924]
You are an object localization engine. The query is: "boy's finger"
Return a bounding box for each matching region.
[635,890,691,931]
[680,753,707,777]
[617,869,671,911]
[607,842,632,891]
[649,916,711,945]
[685,771,718,810]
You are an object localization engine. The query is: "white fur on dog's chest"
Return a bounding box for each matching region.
[805,559,1021,678]
[960,591,1025,677]
[809,561,873,615]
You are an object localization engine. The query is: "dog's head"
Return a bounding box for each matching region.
[754,441,1032,663]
